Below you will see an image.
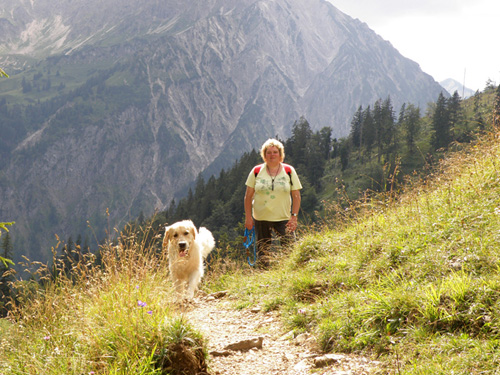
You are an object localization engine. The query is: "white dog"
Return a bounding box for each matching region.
[162,220,215,300]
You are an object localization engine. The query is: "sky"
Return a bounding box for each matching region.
[327,0,500,93]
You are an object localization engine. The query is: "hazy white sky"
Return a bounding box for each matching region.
[328,0,500,92]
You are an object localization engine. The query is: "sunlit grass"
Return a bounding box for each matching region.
[3,129,500,373]
[0,225,208,374]
[207,131,500,373]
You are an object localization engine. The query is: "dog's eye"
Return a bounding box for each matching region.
[184,231,189,236]
[173,233,178,238]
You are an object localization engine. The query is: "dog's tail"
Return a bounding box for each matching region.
[198,227,216,259]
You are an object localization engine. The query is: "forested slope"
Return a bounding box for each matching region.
[144,85,497,253]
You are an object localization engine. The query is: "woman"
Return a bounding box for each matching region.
[244,138,302,266]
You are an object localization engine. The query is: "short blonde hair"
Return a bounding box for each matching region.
[260,138,285,162]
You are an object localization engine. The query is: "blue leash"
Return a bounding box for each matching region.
[243,227,257,266]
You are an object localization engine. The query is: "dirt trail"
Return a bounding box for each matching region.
[183,292,381,375]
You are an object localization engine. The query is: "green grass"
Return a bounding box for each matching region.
[0,228,208,374]
[3,128,500,373]
[207,131,500,373]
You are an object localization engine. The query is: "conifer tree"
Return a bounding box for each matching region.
[361,106,375,157]
[373,99,384,160]
[339,139,350,171]
[306,132,327,189]
[494,84,500,129]
[431,92,451,150]
[397,103,406,127]
[472,91,485,130]
[318,127,333,160]
[381,96,396,157]
[349,105,364,149]
[194,174,210,223]
[447,91,464,141]
[286,116,313,167]
[402,104,421,153]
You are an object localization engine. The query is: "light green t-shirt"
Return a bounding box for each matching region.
[245,163,302,222]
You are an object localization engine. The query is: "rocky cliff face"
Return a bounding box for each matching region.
[0,0,445,263]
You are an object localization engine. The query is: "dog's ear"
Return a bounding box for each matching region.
[190,224,197,239]
[162,225,172,248]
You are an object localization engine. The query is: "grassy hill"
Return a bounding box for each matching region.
[2,131,500,373]
[211,131,500,373]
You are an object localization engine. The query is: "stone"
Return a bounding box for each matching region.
[224,337,264,352]
[314,354,345,368]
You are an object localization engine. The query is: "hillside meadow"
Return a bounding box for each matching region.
[209,130,500,373]
[2,129,500,373]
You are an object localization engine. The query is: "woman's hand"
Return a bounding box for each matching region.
[245,216,254,230]
[244,186,255,230]
[286,216,298,232]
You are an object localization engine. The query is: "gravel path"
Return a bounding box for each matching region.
[182,292,381,375]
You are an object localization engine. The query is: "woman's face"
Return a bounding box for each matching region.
[265,146,281,164]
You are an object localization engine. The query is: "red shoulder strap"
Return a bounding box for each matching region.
[282,163,292,174]
[282,163,293,185]
[253,164,263,176]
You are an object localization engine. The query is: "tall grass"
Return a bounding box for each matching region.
[208,132,500,373]
[0,224,208,374]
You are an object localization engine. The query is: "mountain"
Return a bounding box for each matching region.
[0,0,446,264]
[440,78,476,98]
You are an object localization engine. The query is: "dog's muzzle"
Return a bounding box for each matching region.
[178,241,188,257]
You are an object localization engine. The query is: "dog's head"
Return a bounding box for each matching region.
[163,220,197,259]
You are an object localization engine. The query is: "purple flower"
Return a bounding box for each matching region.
[138,300,147,307]
[147,310,153,315]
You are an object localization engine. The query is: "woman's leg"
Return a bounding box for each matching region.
[254,220,272,267]
[272,220,293,248]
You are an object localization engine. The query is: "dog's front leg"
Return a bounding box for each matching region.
[172,277,186,300]
[186,272,201,300]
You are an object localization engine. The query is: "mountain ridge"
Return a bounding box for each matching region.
[0,0,446,264]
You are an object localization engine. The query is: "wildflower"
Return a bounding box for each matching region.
[138,300,147,307]
[43,336,50,340]
[147,310,153,315]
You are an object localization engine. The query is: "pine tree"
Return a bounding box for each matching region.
[472,91,485,130]
[397,103,406,127]
[373,99,384,160]
[306,132,327,189]
[361,106,375,157]
[382,97,396,153]
[494,85,500,129]
[349,105,364,149]
[339,139,350,171]
[402,104,421,153]
[447,91,464,141]
[318,127,332,160]
[431,92,451,150]
[286,116,313,167]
